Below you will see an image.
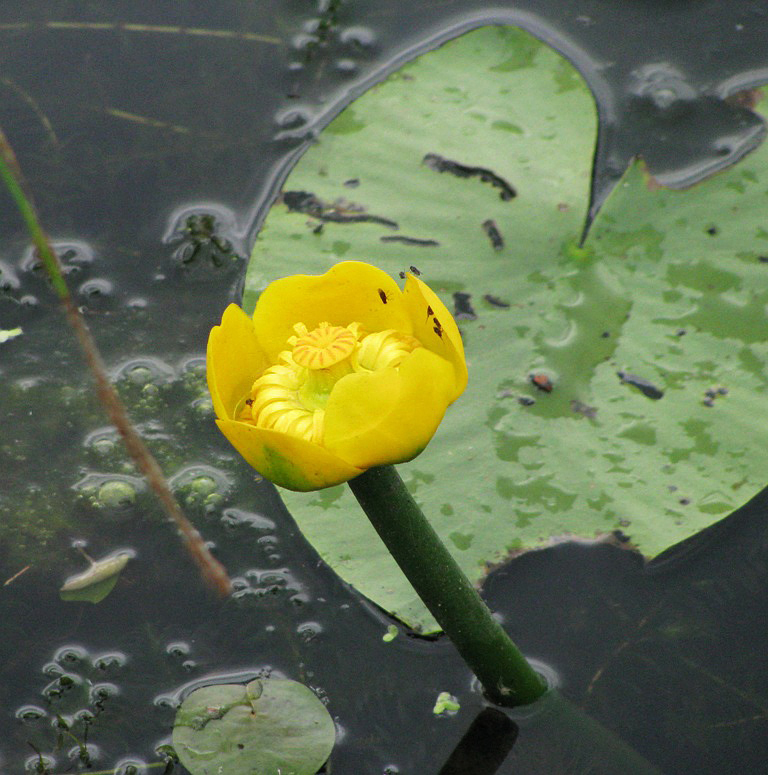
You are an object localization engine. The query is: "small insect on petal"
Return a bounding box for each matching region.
[378,288,389,304]
[409,265,422,276]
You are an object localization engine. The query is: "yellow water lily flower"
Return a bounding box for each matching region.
[207,261,467,491]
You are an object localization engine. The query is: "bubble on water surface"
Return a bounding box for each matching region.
[628,63,697,109]
[54,645,89,666]
[113,357,175,386]
[14,704,47,721]
[339,25,377,50]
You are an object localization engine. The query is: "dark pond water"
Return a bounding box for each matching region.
[2,1,768,773]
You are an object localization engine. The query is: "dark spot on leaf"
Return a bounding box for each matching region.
[380,235,439,247]
[518,396,535,406]
[571,399,597,419]
[453,292,477,320]
[343,178,360,188]
[482,219,504,250]
[483,294,509,308]
[705,225,718,236]
[422,153,516,201]
[725,88,762,110]
[282,190,398,228]
[617,371,664,400]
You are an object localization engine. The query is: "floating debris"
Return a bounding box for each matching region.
[452,291,477,320]
[483,294,509,308]
[571,399,597,419]
[382,625,399,643]
[282,190,398,228]
[702,385,728,407]
[60,548,134,604]
[0,326,22,343]
[422,153,516,201]
[482,219,504,250]
[433,691,461,716]
[380,235,439,247]
[617,371,664,400]
[530,373,554,393]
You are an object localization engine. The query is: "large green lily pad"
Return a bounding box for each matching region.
[172,678,335,775]
[243,25,768,632]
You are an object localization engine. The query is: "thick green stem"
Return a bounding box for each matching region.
[347,464,547,706]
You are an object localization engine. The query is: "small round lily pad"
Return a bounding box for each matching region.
[172,678,335,775]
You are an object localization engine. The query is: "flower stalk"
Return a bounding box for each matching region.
[348,464,547,707]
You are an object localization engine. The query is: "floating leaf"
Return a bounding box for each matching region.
[60,550,133,603]
[244,24,768,632]
[172,678,335,775]
[0,326,22,343]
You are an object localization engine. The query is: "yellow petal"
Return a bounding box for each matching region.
[252,261,412,361]
[402,274,468,402]
[323,348,455,468]
[207,304,271,420]
[216,419,364,491]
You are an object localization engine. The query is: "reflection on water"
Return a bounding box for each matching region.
[2,0,768,772]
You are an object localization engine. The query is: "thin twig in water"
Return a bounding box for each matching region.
[0,20,281,45]
[3,565,30,586]
[0,126,231,597]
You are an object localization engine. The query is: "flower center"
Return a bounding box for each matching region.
[292,324,357,370]
[239,320,420,444]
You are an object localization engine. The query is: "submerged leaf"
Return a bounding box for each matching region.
[0,326,22,343]
[60,550,133,604]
